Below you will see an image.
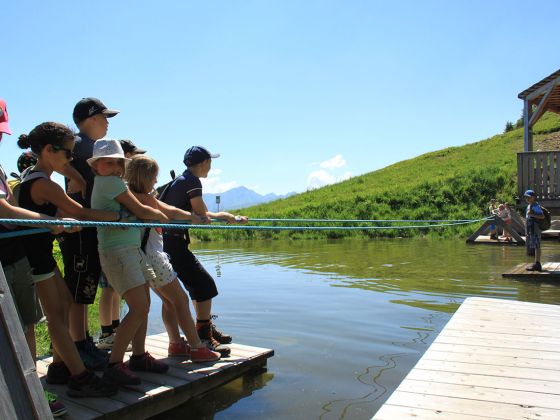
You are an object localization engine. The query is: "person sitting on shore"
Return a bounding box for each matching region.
[524,190,545,271]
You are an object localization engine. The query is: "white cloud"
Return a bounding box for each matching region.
[201,168,238,193]
[340,171,353,181]
[307,170,335,189]
[320,154,346,169]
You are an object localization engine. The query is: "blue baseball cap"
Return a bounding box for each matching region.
[183,146,220,166]
[524,189,537,197]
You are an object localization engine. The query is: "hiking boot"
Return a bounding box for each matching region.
[527,262,543,272]
[67,370,118,398]
[197,323,231,357]
[97,333,115,350]
[127,352,169,374]
[103,362,141,386]
[45,390,67,417]
[168,337,191,357]
[190,346,221,362]
[209,316,233,344]
[46,362,71,385]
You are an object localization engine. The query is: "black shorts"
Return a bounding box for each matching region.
[24,232,57,277]
[58,228,101,304]
[163,234,218,302]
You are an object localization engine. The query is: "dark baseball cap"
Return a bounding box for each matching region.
[183,146,220,166]
[73,97,120,125]
[119,139,146,155]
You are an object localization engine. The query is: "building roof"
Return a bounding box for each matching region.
[518,69,560,114]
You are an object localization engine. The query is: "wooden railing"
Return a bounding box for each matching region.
[517,151,560,201]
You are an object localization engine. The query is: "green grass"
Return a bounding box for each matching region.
[192,112,560,241]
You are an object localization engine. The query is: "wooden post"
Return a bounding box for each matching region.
[0,264,52,419]
[524,99,533,152]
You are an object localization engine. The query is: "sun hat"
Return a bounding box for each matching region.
[524,189,537,197]
[119,139,146,155]
[73,97,120,125]
[87,139,130,166]
[0,99,11,135]
[183,146,220,167]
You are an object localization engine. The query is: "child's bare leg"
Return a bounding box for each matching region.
[24,325,37,363]
[109,284,149,363]
[156,280,203,347]
[36,272,86,375]
[99,287,114,330]
[112,291,121,323]
[157,289,181,343]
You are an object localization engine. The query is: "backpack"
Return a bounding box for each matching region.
[536,206,552,231]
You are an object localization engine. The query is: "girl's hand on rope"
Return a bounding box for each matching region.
[234,215,249,224]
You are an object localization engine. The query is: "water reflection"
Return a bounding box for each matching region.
[147,238,560,419]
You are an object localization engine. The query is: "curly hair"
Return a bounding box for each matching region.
[17,122,74,155]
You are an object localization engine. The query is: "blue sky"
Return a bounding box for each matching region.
[2,1,559,195]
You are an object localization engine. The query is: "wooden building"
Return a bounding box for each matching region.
[518,69,560,214]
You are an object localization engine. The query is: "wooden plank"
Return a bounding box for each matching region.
[0,265,53,420]
[374,404,499,420]
[36,335,273,420]
[373,297,560,419]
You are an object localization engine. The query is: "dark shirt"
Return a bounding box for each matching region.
[161,169,203,244]
[66,132,95,208]
[0,164,26,266]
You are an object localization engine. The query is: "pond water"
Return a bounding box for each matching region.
[147,238,560,420]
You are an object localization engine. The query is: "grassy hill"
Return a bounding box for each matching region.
[193,112,560,241]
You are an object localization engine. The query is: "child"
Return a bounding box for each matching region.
[1,102,67,415]
[161,146,248,356]
[524,190,545,271]
[488,198,499,240]
[498,203,512,242]
[88,140,170,386]
[59,97,119,368]
[124,155,220,362]
[16,122,121,398]
[97,140,146,349]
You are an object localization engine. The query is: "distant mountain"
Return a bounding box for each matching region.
[203,186,296,211]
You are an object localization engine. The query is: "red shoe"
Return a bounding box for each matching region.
[168,337,191,358]
[190,346,221,362]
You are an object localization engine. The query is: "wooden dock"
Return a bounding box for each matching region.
[471,235,523,245]
[37,334,273,419]
[372,297,560,419]
[502,262,560,279]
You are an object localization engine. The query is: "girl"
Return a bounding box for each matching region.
[17,122,120,398]
[124,155,220,362]
[88,140,170,386]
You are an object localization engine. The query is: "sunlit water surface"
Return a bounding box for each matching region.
[146,238,560,419]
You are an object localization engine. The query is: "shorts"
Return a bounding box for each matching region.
[2,257,43,328]
[58,228,101,304]
[99,246,156,296]
[145,249,177,289]
[163,234,218,302]
[23,232,56,282]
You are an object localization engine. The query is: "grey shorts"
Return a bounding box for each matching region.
[99,247,156,296]
[3,257,43,327]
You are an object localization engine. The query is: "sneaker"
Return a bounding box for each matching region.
[210,316,233,344]
[168,337,191,357]
[103,362,141,386]
[45,390,67,417]
[197,323,231,357]
[46,362,70,385]
[127,352,169,374]
[190,346,221,362]
[87,335,110,358]
[67,370,118,398]
[527,262,543,272]
[97,333,115,350]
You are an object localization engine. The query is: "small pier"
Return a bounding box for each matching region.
[503,262,560,279]
[37,334,274,419]
[373,297,560,419]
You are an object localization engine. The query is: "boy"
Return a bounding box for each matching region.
[58,97,119,369]
[160,146,247,356]
[524,190,545,271]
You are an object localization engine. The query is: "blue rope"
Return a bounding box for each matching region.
[246,218,482,223]
[0,217,488,239]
